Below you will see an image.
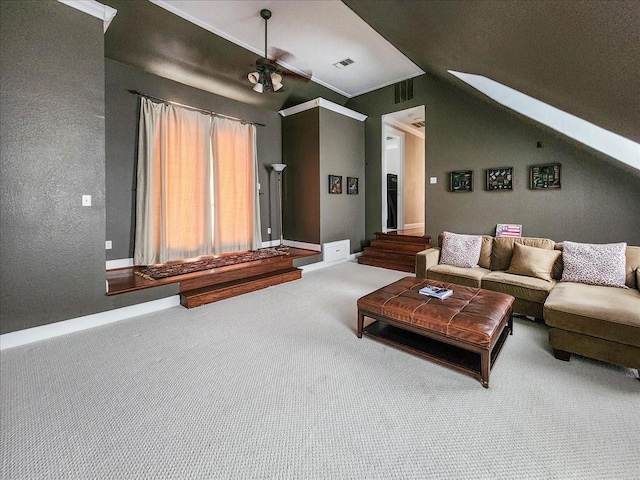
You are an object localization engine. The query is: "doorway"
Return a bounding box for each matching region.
[381,106,425,233]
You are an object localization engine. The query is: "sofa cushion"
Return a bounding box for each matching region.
[439,233,492,269]
[490,237,556,271]
[507,243,561,282]
[427,264,491,288]
[481,271,555,304]
[626,246,640,289]
[439,231,482,268]
[544,282,640,347]
[561,241,627,288]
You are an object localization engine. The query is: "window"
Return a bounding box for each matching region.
[134,98,260,265]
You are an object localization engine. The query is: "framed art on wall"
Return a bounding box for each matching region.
[347,176,358,195]
[329,175,342,194]
[450,170,473,192]
[486,167,513,191]
[530,163,561,189]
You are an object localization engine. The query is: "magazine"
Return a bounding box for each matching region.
[419,285,453,299]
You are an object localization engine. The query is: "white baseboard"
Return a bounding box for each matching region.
[6,247,364,349]
[0,296,180,350]
[261,240,279,248]
[283,239,322,251]
[299,251,362,272]
[300,261,326,272]
[106,258,134,269]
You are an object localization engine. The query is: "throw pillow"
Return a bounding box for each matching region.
[439,231,482,268]
[506,243,561,282]
[561,241,627,288]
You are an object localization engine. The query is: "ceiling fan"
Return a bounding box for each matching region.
[247,9,310,93]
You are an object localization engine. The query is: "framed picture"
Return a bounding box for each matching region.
[450,170,473,192]
[329,175,342,194]
[486,167,513,191]
[496,223,522,237]
[530,163,561,189]
[347,176,359,195]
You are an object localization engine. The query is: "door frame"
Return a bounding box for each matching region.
[381,122,405,233]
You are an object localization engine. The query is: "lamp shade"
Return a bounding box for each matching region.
[248,72,260,84]
[271,72,283,91]
[253,82,264,93]
[270,163,287,172]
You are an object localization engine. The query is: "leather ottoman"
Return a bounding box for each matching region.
[357,277,514,387]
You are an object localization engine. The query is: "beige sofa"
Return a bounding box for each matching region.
[416,235,640,373]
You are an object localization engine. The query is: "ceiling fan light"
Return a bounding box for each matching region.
[271,72,283,91]
[253,82,264,93]
[248,72,260,84]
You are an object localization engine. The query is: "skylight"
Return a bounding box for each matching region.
[448,71,640,171]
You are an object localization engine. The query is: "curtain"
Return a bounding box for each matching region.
[134,97,261,265]
[211,118,261,253]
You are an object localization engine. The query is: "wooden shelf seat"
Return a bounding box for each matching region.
[106,247,318,307]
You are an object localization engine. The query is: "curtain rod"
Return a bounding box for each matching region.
[127,90,266,127]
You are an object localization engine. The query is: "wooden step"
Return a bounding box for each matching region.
[357,256,415,273]
[180,267,302,308]
[375,232,431,245]
[179,255,294,291]
[369,239,430,253]
[362,247,416,262]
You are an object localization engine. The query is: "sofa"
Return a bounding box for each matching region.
[416,234,640,373]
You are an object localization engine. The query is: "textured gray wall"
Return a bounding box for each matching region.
[347,74,640,245]
[319,109,366,252]
[282,109,321,244]
[282,108,366,254]
[0,1,176,335]
[105,60,283,260]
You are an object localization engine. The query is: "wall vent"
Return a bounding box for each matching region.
[411,120,425,128]
[333,58,355,69]
[394,78,414,103]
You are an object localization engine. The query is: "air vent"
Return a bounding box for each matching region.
[411,120,425,128]
[394,79,414,103]
[333,58,355,69]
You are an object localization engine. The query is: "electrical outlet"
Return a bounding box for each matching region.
[430,177,437,184]
[105,240,112,250]
[267,227,272,234]
[82,195,92,206]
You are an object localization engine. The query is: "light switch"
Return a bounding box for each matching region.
[430,177,437,184]
[82,195,92,206]
[105,240,112,250]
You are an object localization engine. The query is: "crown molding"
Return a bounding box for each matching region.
[279,98,367,122]
[57,0,117,33]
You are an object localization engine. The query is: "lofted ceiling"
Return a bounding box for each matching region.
[148,0,423,98]
[344,0,640,145]
[103,0,640,148]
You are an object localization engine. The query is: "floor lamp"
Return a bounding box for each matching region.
[270,163,287,248]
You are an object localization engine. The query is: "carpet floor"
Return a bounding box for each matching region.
[1,262,639,479]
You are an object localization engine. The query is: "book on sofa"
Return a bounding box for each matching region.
[419,285,453,299]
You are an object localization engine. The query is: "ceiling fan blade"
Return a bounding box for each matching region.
[269,47,294,63]
[281,68,313,82]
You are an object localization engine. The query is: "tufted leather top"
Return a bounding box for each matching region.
[357,277,514,347]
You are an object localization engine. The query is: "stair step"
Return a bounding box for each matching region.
[357,256,415,273]
[179,255,294,291]
[370,239,429,253]
[375,232,431,245]
[362,248,416,262]
[180,267,302,308]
